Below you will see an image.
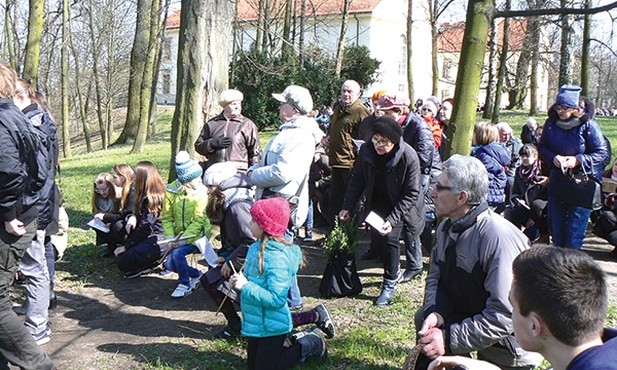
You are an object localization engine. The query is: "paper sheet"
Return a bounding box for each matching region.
[87,218,110,233]
[365,211,385,230]
[194,236,220,268]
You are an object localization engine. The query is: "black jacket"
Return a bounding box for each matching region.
[343,138,425,236]
[124,198,163,250]
[403,114,443,186]
[0,98,39,225]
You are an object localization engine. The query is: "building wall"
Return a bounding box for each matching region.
[157,29,179,105]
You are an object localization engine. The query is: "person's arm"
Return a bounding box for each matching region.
[245,120,261,167]
[239,250,293,309]
[124,211,159,249]
[161,187,175,238]
[194,121,213,156]
[250,139,312,189]
[0,126,27,223]
[576,120,608,176]
[537,120,557,168]
[386,147,422,227]
[340,146,368,213]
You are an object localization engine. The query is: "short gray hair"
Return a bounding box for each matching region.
[442,154,488,205]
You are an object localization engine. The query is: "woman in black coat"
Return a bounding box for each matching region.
[339,116,424,306]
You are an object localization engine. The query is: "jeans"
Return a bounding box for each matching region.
[370,223,404,280]
[116,236,161,273]
[0,221,54,369]
[18,230,50,336]
[403,222,423,271]
[164,244,201,286]
[44,236,55,292]
[303,199,313,235]
[283,229,302,307]
[548,196,592,248]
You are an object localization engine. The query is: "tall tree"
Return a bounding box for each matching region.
[407,0,414,100]
[483,19,498,119]
[334,0,352,77]
[23,0,45,85]
[61,0,72,158]
[68,9,92,153]
[558,0,574,86]
[4,0,17,69]
[87,0,108,149]
[428,0,457,95]
[169,0,234,180]
[581,0,592,96]
[491,12,509,123]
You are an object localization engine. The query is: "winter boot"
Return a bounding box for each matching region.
[295,326,328,363]
[374,277,398,306]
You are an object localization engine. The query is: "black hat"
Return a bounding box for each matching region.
[372,116,402,144]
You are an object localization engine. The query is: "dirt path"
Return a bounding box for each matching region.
[12,234,617,370]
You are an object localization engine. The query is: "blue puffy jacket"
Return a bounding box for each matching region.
[240,239,302,338]
[471,142,510,206]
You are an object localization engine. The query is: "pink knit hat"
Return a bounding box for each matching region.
[250,197,290,237]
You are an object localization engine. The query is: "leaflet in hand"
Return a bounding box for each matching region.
[87,218,110,233]
[158,233,193,246]
[352,139,365,151]
[194,236,220,268]
[365,211,385,230]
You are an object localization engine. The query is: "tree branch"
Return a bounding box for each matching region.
[494,0,617,17]
[590,37,617,58]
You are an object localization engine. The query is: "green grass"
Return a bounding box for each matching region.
[56,108,617,369]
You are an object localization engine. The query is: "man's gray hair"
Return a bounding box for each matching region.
[442,154,488,205]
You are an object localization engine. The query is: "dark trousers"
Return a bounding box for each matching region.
[370,223,404,280]
[246,334,302,370]
[403,223,423,271]
[329,167,353,225]
[0,221,54,370]
[116,236,161,273]
[202,274,241,328]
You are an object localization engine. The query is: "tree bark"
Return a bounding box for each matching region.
[88,0,108,149]
[581,0,591,96]
[298,0,307,67]
[169,0,234,181]
[431,0,439,96]
[483,19,497,119]
[558,0,573,86]
[281,0,293,58]
[61,0,72,158]
[491,12,509,123]
[446,0,494,157]
[4,0,17,70]
[335,0,352,77]
[23,0,45,86]
[407,0,414,100]
[68,11,92,153]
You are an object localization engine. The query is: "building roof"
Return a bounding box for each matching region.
[437,18,527,53]
[165,0,382,29]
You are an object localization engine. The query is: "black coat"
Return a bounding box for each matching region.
[403,114,443,184]
[342,138,425,236]
[124,198,163,250]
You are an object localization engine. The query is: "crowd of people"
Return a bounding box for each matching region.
[2,57,616,370]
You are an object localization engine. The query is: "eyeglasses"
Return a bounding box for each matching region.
[422,108,432,112]
[95,187,110,194]
[435,182,456,192]
[371,137,393,147]
[555,105,575,112]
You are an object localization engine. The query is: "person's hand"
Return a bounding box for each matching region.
[229,272,247,291]
[94,213,104,220]
[419,327,446,359]
[114,246,126,257]
[338,210,350,221]
[553,155,566,171]
[534,175,548,186]
[516,198,527,207]
[221,261,232,279]
[428,356,501,370]
[210,136,232,149]
[4,219,26,236]
[419,312,444,333]
[379,220,393,235]
[125,216,137,234]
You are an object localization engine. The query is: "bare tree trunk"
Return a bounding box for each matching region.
[87,0,108,149]
[298,0,306,67]
[4,0,17,69]
[492,12,509,123]
[558,0,573,86]
[255,0,264,52]
[170,0,234,180]
[507,24,534,110]
[148,0,169,139]
[430,0,439,96]
[23,0,44,85]
[116,0,151,145]
[446,0,494,157]
[483,19,497,119]
[68,10,92,153]
[335,0,352,77]
[132,0,160,153]
[281,0,293,58]
[407,0,414,100]
[581,0,591,96]
[61,0,72,158]
[262,0,270,53]
[105,0,118,145]
[530,46,539,115]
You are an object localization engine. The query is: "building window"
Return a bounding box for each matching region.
[163,38,172,61]
[442,59,451,79]
[398,36,407,76]
[163,74,171,94]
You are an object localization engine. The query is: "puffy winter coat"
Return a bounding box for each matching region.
[471,142,510,206]
[162,180,211,244]
[240,239,302,338]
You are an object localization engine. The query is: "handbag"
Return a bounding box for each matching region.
[552,166,602,210]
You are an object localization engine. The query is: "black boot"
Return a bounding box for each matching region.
[399,268,423,283]
[296,327,328,363]
[374,277,398,306]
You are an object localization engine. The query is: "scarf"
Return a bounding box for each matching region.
[519,160,541,184]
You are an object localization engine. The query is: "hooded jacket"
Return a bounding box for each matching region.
[342,138,425,236]
[471,142,511,206]
[162,180,211,244]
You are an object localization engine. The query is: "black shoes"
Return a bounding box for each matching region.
[399,268,423,284]
[215,323,241,339]
[314,304,336,339]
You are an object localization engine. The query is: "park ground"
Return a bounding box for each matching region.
[8,108,617,369]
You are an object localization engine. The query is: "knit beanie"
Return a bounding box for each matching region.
[372,116,402,144]
[203,162,237,187]
[175,151,203,184]
[421,100,438,115]
[555,85,581,108]
[250,197,290,237]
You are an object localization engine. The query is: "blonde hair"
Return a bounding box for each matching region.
[14,79,35,101]
[0,63,17,98]
[92,173,120,213]
[473,121,499,146]
[113,164,134,211]
[133,161,165,219]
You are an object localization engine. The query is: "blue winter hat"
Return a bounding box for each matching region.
[175,151,203,184]
[555,85,581,108]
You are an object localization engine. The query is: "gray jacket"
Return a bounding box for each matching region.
[423,204,541,367]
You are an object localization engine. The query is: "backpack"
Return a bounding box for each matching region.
[0,105,45,195]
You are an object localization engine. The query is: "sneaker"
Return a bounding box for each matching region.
[296,326,328,363]
[171,283,194,299]
[215,324,241,339]
[303,230,314,242]
[189,276,201,290]
[314,304,335,339]
[123,267,154,279]
[289,303,303,312]
[33,325,52,346]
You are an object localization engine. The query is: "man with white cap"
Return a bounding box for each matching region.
[195,89,261,173]
[248,84,324,310]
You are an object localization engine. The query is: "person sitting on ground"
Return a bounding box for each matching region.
[495,122,522,203]
[114,161,166,278]
[162,151,211,299]
[91,173,120,250]
[520,117,538,144]
[94,164,136,256]
[229,198,328,369]
[428,246,617,370]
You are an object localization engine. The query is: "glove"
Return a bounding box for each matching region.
[210,136,232,149]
